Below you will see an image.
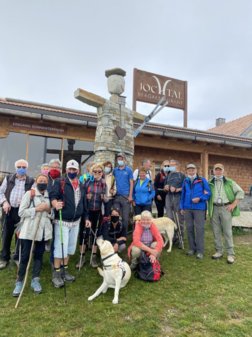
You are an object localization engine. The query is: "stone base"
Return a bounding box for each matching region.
[232,212,252,228]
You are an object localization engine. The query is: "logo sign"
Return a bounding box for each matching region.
[133,68,187,110]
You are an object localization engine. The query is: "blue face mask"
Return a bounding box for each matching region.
[16,167,27,176]
[68,172,77,180]
[163,166,170,173]
[117,160,124,167]
[169,166,176,172]
[104,167,111,174]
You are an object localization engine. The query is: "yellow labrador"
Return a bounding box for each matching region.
[133,215,177,253]
[88,238,131,304]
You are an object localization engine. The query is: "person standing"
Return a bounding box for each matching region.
[208,163,244,264]
[133,159,152,181]
[112,153,133,231]
[133,167,155,215]
[154,160,169,218]
[50,159,90,288]
[103,161,116,217]
[180,163,211,259]
[12,174,52,296]
[0,159,34,269]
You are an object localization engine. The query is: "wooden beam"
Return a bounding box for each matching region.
[74,88,106,108]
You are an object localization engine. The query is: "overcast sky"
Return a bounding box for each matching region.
[1,0,252,130]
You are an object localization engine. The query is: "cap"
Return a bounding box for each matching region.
[116,152,125,158]
[66,160,79,170]
[186,163,196,169]
[214,163,224,170]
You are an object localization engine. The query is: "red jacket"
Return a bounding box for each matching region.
[128,221,164,258]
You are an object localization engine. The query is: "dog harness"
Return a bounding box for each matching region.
[102,253,126,280]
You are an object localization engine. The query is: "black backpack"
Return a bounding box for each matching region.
[135,251,163,282]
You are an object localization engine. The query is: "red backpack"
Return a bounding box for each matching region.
[135,251,163,282]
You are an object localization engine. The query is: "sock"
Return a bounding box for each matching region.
[54,267,61,272]
[63,265,68,270]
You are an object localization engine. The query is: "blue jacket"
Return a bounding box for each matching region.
[180,176,211,211]
[133,178,155,206]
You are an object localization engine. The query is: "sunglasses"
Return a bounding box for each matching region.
[93,170,102,174]
[17,166,27,169]
[164,165,169,167]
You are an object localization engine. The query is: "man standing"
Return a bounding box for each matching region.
[133,159,152,181]
[208,163,244,264]
[0,159,34,269]
[50,159,90,288]
[180,163,211,259]
[112,153,133,231]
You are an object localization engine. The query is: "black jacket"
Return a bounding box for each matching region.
[49,177,88,222]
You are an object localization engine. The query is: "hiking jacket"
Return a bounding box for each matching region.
[180,175,211,211]
[49,177,88,222]
[208,177,244,218]
[85,178,106,211]
[133,178,155,206]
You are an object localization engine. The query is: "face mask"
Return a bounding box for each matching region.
[117,160,124,167]
[41,169,49,176]
[37,183,48,192]
[50,169,60,179]
[214,175,223,180]
[16,168,27,176]
[104,167,111,174]
[111,215,119,223]
[169,166,176,172]
[163,166,170,173]
[68,172,78,180]
[188,174,197,180]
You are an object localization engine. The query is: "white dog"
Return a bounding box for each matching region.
[88,238,131,304]
[133,215,177,253]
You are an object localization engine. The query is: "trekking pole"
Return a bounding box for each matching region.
[174,211,184,250]
[0,215,6,247]
[59,209,67,303]
[89,219,99,265]
[78,227,86,272]
[15,212,43,309]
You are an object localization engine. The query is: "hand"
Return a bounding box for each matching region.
[55,201,64,210]
[36,203,50,212]
[113,243,119,252]
[3,201,11,214]
[128,196,133,203]
[170,186,176,193]
[226,203,236,212]
[149,254,156,263]
[180,209,185,215]
[85,220,91,228]
[157,195,162,201]
[150,249,158,258]
[192,197,200,204]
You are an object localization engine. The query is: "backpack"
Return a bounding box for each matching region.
[135,251,163,282]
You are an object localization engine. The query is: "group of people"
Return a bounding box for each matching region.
[0,154,244,298]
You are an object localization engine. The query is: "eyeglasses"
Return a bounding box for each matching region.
[17,166,27,169]
[93,170,102,174]
[164,165,169,167]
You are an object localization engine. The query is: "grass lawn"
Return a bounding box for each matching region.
[0,223,252,337]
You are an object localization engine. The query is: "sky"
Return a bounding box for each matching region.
[1,0,252,130]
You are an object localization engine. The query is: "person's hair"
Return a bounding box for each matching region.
[141,210,153,220]
[139,166,147,173]
[40,163,49,169]
[15,159,29,168]
[35,173,48,182]
[110,207,120,215]
[169,159,179,165]
[91,163,104,172]
[49,158,62,168]
[142,159,150,165]
[103,161,113,168]
[161,160,169,168]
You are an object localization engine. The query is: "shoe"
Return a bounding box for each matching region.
[212,252,223,260]
[0,259,8,270]
[76,255,85,269]
[52,270,64,288]
[13,259,19,267]
[13,281,23,297]
[227,255,235,264]
[91,255,98,268]
[61,269,75,282]
[186,250,195,256]
[196,253,204,259]
[31,277,42,294]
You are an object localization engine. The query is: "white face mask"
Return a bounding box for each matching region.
[214,175,223,180]
[117,160,124,167]
[104,167,111,174]
[188,174,197,180]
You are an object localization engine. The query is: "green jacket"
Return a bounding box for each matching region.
[208,177,240,218]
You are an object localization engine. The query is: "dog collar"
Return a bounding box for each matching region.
[102,253,116,262]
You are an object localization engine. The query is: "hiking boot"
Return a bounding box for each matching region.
[91,255,98,268]
[13,281,23,297]
[227,255,235,264]
[61,269,75,282]
[52,270,64,288]
[76,255,85,269]
[196,253,204,260]
[212,252,223,260]
[130,259,138,271]
[0,259,8,270]
[186,250,195,256]
[31,277,42,294]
